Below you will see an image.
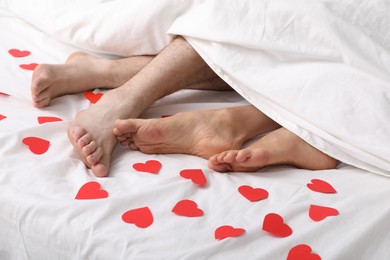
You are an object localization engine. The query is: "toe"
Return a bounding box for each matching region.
[87,147,103,166]
[82,140,97,156]
[77,133,93,148]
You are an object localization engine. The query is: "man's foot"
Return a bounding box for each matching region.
[208,128,337,172]
[113,107,275,159]
[67,89,144,177]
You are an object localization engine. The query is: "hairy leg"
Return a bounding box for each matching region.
[31,50,230,107]
[208,128,337,172]
[67,36,229,177]
[113,105,280,159]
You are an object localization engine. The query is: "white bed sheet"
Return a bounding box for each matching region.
[1,5,390,260]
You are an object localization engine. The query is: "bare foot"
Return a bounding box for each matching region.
[31,52,114,107]
[208,128,337,172]
[67,89,144,177]
[113,107,276,159]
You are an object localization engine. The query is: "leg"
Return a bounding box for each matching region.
[113,105,280,158]
[67,36,228,177]
[208,128,337,172]
[31,51,230,107]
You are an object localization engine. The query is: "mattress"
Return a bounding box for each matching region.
[1,3,390,260]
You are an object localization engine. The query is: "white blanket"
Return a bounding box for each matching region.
[4,0,389,176]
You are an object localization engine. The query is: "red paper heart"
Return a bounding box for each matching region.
[0,114,6,121]
[9,49,31,57]
[84,91,103,104]
[133,160,162,174]
[75,181,108,200]
[122,207,153,228]
[287,244,321,260]
[37,116,63,124]
[238,185,269,202]
[309,205,339,221]
[215,225,246,240]
[172,199,204,217]
[307,179,336,194]
[0,92,10,96]
[22,137,50,155]
[180,169,207,185]
[19,63,38,70]
[262,213,293,237]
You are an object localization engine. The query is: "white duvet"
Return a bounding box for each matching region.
[4,0,389,176]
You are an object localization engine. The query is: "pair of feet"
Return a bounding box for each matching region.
[31,52,337,177]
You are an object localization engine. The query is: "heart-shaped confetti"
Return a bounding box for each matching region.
[133,160,162,174]
[75,181,108,200]
[37,116,63,124]
[0,114,6,121]
[238,185,269,202]
[309,205,339,221]
[287,244,321,260]
[9,49,31,57]
[20,63,38,71]
[307,179,336,194]
[262,213,292,237]
[180,169,207,186]
[84,91,103,104]
[22,136,50,155]
[172,199,204,217]
[215,225,246,240]
[122,207,153,228]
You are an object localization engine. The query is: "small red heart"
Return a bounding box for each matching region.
[0,114,6,121]
[133,160,162,174]
[22,136,50,155]
[122,207,153,228]
[37,116,63,124]
[19,63,38,70]
[262,213,292,237]
[307,179,336,194]
[180,169,207,185]
[75,181,108,200]
[9,49,31,57]
[172,199,204,217]
[287,244,321,260]
[309,205,339,221]
[84,91,103,104]
[238,185,269,202]
[215,225,246,240]
[0,92,10,96]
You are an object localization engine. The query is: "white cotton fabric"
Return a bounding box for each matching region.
[2,0,389,176]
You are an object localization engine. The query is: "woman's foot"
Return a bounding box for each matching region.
[208,128,337,172]
[31,52,152,107]
[113,106,279,159]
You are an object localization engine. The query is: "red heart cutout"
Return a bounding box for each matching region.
[0,114,6,121]
[307,179,336,194]
[238,185,269,202]
[37,116,63,124]
[287,244,321,260]
[133,160,162,174]
[309,205,339,221]
[19,63,38,71]
[122,207,153,228]
[262,213,292,237]
[9,49,31,57]
[84,91,103,104]
[215,225,246,240]
[75,181,108,200]
[172,199,204,217]
[180,169,207,185]
[22,136,50,155]
[0,92,10,96]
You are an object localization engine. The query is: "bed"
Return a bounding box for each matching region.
[1,0,390,259]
